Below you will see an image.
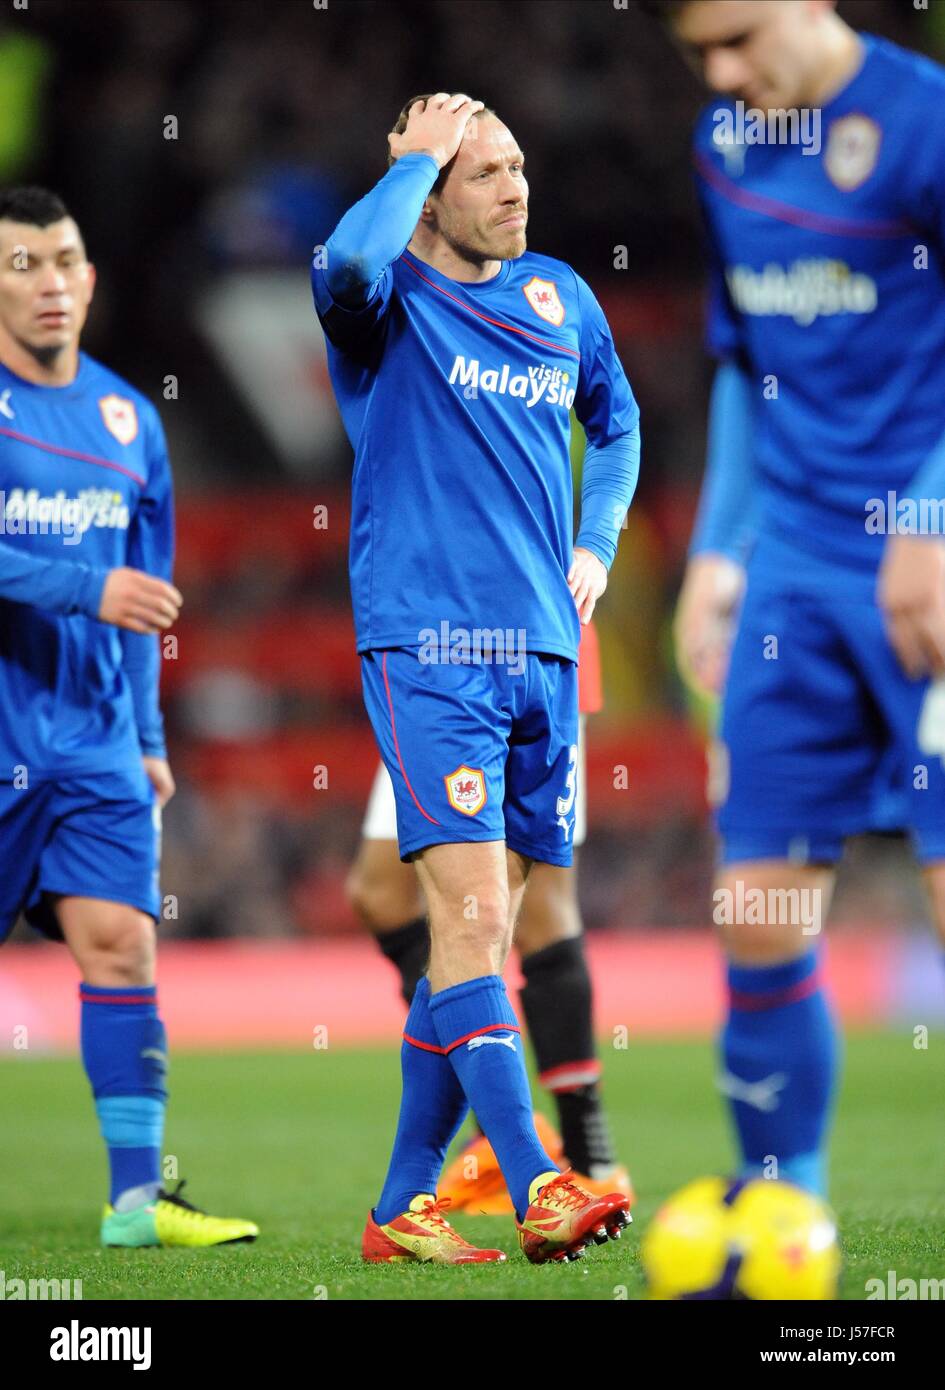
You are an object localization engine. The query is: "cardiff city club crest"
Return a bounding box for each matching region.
[98,393,139,446]
[444,765,487,816]
[824,114,881,191]
[522,276,565,327]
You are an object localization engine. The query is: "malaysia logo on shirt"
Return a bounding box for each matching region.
[99,393,139,446]
[522,276,565,327]
[444,765,487,816]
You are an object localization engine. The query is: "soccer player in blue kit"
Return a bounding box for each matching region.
[0,188,257,1247]
[658,1,945,1197]
[313,94,640,1263]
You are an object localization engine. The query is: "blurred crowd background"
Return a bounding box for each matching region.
[5,0,942,940]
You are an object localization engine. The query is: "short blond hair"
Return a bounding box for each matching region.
[387,93,496,189]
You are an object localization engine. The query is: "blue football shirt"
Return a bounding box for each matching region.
[313,234,639,662]
[696,33,945,572]
[0,352,173,779]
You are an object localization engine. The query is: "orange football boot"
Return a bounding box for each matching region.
[516,1170,631,1264]
[566,1163,635,1207]
[362,1194,507,1265]
[439,1113,564,1214]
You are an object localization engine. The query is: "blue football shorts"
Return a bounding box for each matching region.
[0,766,161,942]
[716,537,945,866]
[360,646,579,866]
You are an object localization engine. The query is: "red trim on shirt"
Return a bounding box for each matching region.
[693,151,915,240]
[0,425,146,487]
[400,257,581,359]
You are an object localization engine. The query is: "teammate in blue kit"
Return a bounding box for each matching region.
[655,1,945,1197]
[0,187,256,1247]
[313,93,639,1263]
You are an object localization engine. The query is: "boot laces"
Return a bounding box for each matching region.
[158,1180,205,1217]
[538,1171,587,1212]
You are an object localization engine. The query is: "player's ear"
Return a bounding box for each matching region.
[83,261,97,307]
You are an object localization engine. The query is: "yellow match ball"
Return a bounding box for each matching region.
[642,1176,840,1300]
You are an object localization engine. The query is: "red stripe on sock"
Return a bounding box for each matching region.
[442,1022,521,1054]
[728,973,820,1013]
[403,1032,446,1054]
[79,990,157,1005]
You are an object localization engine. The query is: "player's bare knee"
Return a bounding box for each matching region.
[101,909,156,980]
[345,861,422,931]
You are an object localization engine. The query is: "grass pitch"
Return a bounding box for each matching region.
[1,1033,942,1300]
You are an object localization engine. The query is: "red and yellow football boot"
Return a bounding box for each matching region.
[516,1170,631,1264]
[439,1113,564,1214]
[362,1194,507,1265]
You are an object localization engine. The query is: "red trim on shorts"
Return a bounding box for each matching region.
[382,651,442,826]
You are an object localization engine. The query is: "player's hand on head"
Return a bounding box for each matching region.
[387,92,485,170]
[674,552,745,696]
[99,567,183,635]
[568,546,607,626]
[878,535,945,678]
[142,756,175,807]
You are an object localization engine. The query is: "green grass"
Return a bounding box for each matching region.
[0,1033,942,1300]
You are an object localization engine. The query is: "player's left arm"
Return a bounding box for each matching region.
[121,407,176,805]
[569,274,641,624]
[878,103,945,678]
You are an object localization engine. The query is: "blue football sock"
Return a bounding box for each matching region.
[374,977,469,1225]
[429,974,558,1220]
[79,983,168,1207]
[720,952,838,1197]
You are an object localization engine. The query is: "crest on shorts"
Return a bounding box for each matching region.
[824,114,881,191]
[99,393,139,445]
[444,765,487,816]
[522,276,565,327]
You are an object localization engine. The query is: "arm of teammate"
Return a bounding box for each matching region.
[878,423,945,677]
[674,171,757,695]
[0,537,109,616]
[675,358,757,694]
[570,275,641,624]
[312,94,484,341]
[119,409,177,803]
[0,536,179,633]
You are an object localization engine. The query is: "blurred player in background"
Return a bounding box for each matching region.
[655,0,945,1195]
[0,188,256,1248]
[313,93,639,1263]
[347,617,633,1212]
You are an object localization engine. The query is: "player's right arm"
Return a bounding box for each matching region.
[0,538,180,634]
[312,94,482,341]
[674,167,758,696]
[674,360,756,695]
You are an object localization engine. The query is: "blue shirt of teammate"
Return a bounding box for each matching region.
[0,352,173,778]
[694,34,945,573]
[312,153,640,663]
